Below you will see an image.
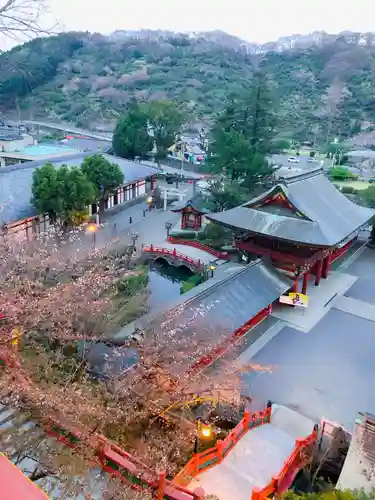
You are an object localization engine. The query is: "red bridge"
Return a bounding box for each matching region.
[143,244,208,274]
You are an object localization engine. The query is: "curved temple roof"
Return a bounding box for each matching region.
[207,168,374,247]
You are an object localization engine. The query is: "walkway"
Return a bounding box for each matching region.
[188,405,316,500]
[234,246,375,431]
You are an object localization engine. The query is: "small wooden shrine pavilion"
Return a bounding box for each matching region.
[171,198,209,231]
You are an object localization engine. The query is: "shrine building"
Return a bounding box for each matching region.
[206,168,374,295]
[171,198,208,231]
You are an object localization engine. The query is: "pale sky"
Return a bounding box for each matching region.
[2,0,375,50]
[47,0,374,43]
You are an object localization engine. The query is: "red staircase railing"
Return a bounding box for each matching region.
[174,406,272,487]
[167,237,229,260]
[251,423,319,500]
[143,245,205,272]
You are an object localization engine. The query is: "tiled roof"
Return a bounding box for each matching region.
[207,168,374,247]
[0,153,159,224]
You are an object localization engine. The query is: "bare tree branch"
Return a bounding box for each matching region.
[0,0,59,42]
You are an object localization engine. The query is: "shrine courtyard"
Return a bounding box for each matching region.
[236,245,375,432]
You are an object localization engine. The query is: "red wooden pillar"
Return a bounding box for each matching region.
[181,212,186,229]
[194,213,199,230]
[157,471,166,500]
[302,272,309,295]
[315,259,323,286]
[291,279,299,293]
[322,254,331,279]
[150,175,156,191]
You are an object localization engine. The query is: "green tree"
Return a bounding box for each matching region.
[330,166,356,180]
[81,155,124,214]
[31,163,63,222]
[112,101,153,160]
[360,185,375,208]
[206,178,248,212]
[31,163,96,226]
[58,165,96,223]
[208,72,277,205]
[147,100,185,164]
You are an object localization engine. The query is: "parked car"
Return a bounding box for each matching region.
[288,157,300,163]
[307,157,318,163]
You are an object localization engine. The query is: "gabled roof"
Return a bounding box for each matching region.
[135,260,290,374]
[207,168,374,247]
[170,196,209,214]
[0,153,159,225]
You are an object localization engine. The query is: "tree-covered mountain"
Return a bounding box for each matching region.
[1,29,375,143]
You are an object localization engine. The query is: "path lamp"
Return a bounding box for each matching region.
[147,196,153,211]
[209,264,216,278]
[165,221,173,238]
[131,232,139,251]
[87,223,98,248]
[194,420,213,454]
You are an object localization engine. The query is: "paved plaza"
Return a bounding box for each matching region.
[238,246,375,432]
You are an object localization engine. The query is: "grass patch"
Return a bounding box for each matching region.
[117,266,148,296]
[335,180,370,191]
[180,274,202,294]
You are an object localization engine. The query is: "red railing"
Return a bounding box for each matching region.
[188,306,270,374]
[251,424,319,500]
[167,237,229,260]
[174,407,272,487]
[44,416,206,499]
[143,245,205,272]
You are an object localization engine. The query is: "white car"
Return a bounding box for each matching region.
[288,157,300,163]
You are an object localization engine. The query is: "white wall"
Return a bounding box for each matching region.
[0,134,34,152]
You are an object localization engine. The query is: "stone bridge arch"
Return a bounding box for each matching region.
[143,245,205,274]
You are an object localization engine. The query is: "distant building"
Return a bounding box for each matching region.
[168,137,206,165]
[0,139,80,167]
[0,152,159,241]
[346,149,375,166]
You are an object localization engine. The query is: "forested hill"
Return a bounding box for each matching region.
[1,30,375,142]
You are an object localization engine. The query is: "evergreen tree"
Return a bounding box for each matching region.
[209,72,277,202]
[112,100,153,160]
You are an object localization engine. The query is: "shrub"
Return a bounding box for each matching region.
[169,230,197,239]
[117,267,148,296]
[340,186,357,194]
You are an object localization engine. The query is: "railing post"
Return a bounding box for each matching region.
[193,487,206,500]
[150,244,153,252]
[217,439,223,463]
[173,248,177,256]
[252,486,262,500]
[266,400,272,423]
[243,409,250,430]
[157,470,166,500]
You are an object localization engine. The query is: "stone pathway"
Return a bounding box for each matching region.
[333,295,375,322]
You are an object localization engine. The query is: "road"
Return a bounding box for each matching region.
[24,120,113,141]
